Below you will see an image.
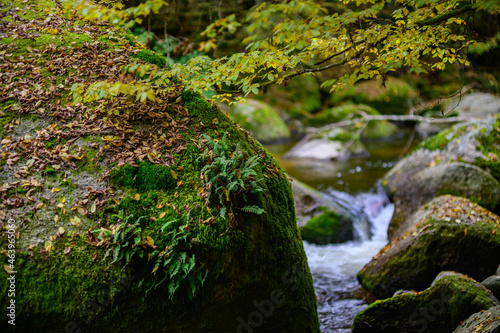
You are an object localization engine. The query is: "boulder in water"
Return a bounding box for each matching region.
[357,195,500,299]
[353,275,499,333]
[299,210,354,245]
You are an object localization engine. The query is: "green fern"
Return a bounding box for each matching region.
[198,132,266,219]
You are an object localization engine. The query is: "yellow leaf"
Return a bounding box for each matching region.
[156,203,165,209]
[197,187,204,195]
[152,266,159,274]
[58,226,65,234]
[70,216,81,227]
[90,202,96,213]
[52,187,60,193]
[135,193,140,201]
[159,212,166,219]
[77,207,87,215]
[146,236,154,246]
[58,195,66,203]
[54,214,59,223]
[36,202,44,210]
[4,265,15,274]
[170,169,177,180]
[45,240,52,251]
[176,181,183,187]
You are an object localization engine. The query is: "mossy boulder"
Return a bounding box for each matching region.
[299,210,353,245]
[384,115,500,240]
[305,103,397,139]
[291,177,338,227]
[352,275,499,333]
[330,77,416,115]
[0,2,319,332]
[357,195,500,299]
[453,305,500,333]
[388,161,500,240]
[225,99,291,144]
[483,276,500,299]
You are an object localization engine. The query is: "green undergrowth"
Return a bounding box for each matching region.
[134,49,167,67]
[110,161,175,193]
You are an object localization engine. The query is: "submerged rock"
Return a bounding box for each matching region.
[353,275,499,333]
[224,99,291,144]
[453,305,500,333]
[357,195,500,299]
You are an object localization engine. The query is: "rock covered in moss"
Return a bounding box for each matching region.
[0,1,320,332]
[291,177,338,227]
[299,210,353,245]
[388,161,500,240]
[357,195,500,299]
[453,305,500,333]
[224,99,291,144]
[352,275,499,333]
[384,115,500,240]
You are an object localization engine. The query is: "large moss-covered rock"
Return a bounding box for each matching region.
[357,195,500,299]
[0,2,319,332]
[453,305,500,333]
[388,161,500,240]
[225,99,291,144]
[384,116,500,240]
[299,210,353,245]
[353,275,499,333]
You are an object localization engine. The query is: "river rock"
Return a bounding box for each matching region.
[357,195,500,299]
[0,4,320,332]
[284,127,368,160]
[224,98,291,144]
[353,275,499,333]
[299,210,354,244]
[483,276,500,299]
[291,177,338,227]
[497,265,500,276]
[388,161,500,240]
[431,271,466,286]
[453,305,500,333]
[384,116,500,240]
[305,103,397,140]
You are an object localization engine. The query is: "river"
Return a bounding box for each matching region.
[265,130,419,332]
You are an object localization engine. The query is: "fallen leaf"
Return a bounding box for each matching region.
[70,216,81,227]
[3,265,15,274]
[170,169,177,180]
[90,202,96,213]
[36,202,44,209]
[45,240,52,251]
[52,187,60,193]
[58,226,65,234]
[54,214,59,223]
[64,246,71,255]
[159,212,166,219]
[135,193,140,201]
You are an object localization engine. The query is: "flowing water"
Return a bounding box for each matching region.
[265,130,419,332]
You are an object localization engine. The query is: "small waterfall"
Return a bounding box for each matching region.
[304,185,394,332]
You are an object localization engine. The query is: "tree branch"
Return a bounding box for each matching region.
[416,4,472,26]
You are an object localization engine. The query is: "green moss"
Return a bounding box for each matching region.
[299,211,353,244]
[476,117,500,183]
[134,49,167,67]
[110,161,174,193]
[353,275,499,333]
